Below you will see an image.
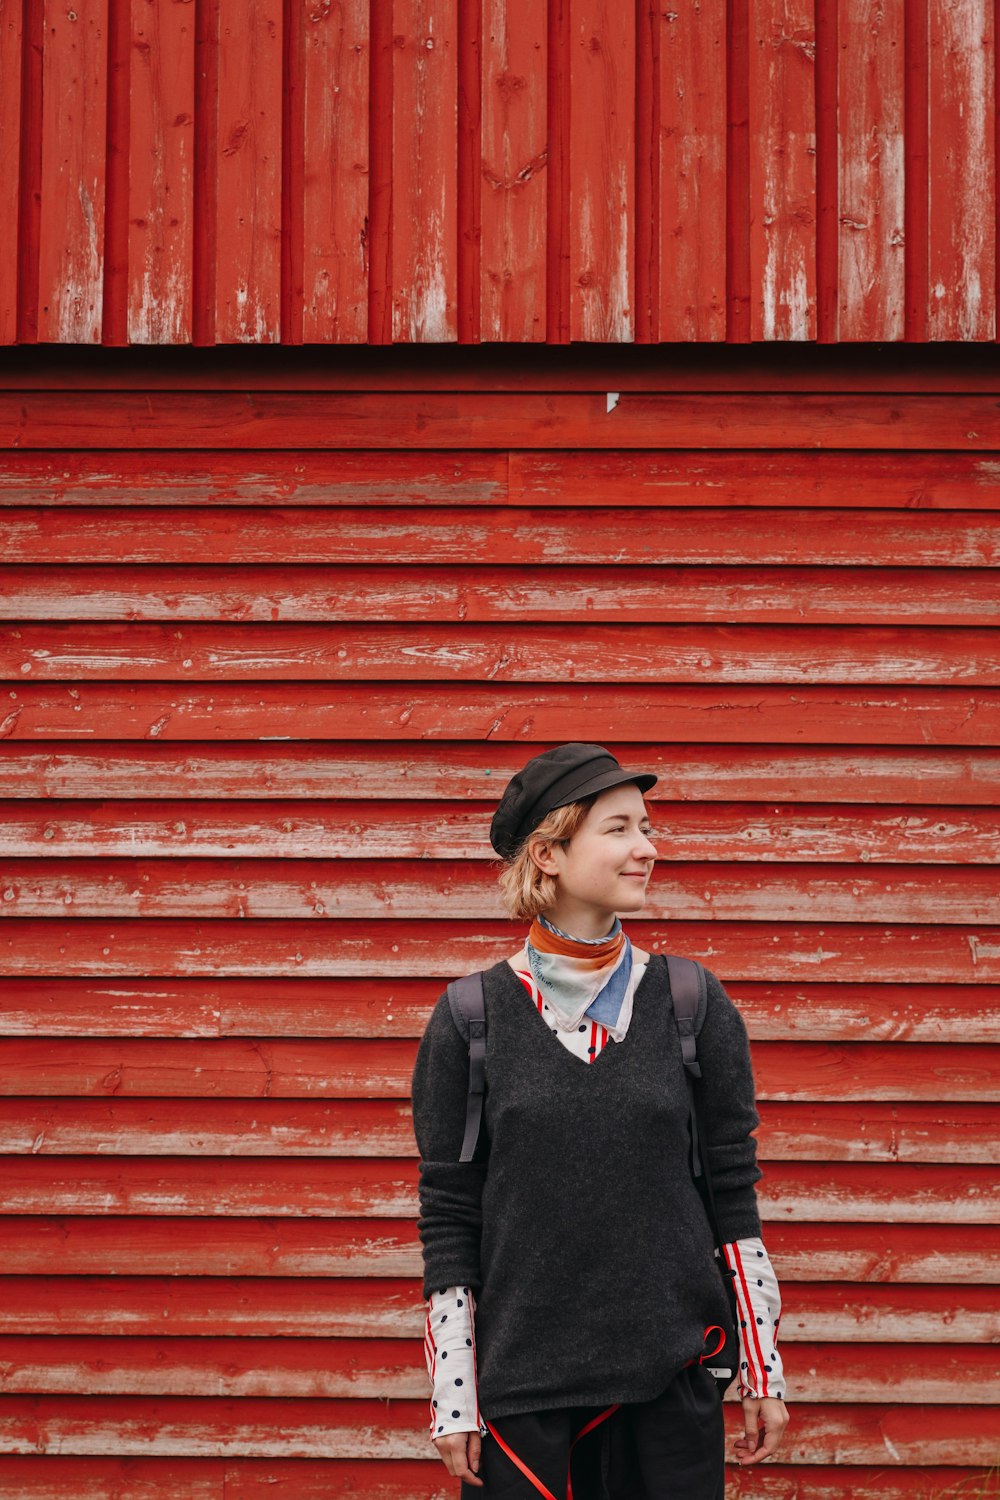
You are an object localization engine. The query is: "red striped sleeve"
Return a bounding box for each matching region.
[469,1289,483,1431]
[726,1240,769,1397]
[423,1304,438,1432]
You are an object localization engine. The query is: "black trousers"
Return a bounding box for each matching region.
[461,1365,725,1500]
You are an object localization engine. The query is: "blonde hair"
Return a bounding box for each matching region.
[496,796,598,920]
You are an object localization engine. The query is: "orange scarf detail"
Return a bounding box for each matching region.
[526,916,625,972]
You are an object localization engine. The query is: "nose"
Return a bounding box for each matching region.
[634,831,657,860]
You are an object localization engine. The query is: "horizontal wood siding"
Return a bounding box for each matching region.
[0,352,997,1496]
[1,1,999,344]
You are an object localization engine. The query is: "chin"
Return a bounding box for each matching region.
[617,891,648,911]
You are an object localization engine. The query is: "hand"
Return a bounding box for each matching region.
[433,1429,484,1487]
[733,1396,789,1466]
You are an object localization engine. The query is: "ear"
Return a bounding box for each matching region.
[526,834,561,877]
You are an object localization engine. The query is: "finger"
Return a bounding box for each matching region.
[454,1446,485,1488]
[739,1436,777,1467]
[740,1401,760,1441]
[735,1427,765,1466]
[436,1435,485,1488]
[757,1420,788,1458]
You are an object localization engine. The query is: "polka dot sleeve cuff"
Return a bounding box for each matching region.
[724,1237,786,1401]
[424,1285,487,1439]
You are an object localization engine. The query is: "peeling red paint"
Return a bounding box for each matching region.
[2,4,997,343]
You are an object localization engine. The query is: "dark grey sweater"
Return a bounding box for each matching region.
[410,954,763,1419]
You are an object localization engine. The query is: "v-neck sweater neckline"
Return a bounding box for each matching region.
[502,949,659,1067]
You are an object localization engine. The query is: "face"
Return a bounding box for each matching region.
[529,783,657,931]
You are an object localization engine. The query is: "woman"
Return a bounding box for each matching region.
[411,743,789,1498]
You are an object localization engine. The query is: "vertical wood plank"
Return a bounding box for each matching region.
[568,0,635,341]
[748,0,817,340]
[480,0,547,342]
[813,0,837,340]
[299,0,369,343]
[456,0,482,342]
[214,0,282,343]
[927,0,995,339]
[127,0,195,344]
[100,0,129,345]
[366,0,393,344]
[280,0,303,343]
[837,0,905,341]
[903,0,929,339]
[545,0,571,341]
[0,0,22,343]
[996,0,1000,347]
[726,0,752,341]
[37,0,109,343]
[658,0,727,341]
[391,0,458,342]
[634,0,657,341]
[192,0,219,345]
[15,0,44,343]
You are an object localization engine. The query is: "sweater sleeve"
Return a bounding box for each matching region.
[695,967,763,1243]
[411,991,488,1299]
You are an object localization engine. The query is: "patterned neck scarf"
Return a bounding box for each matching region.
[525,911,634,1037]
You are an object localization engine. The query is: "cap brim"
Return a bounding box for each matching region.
[548,765,658,810]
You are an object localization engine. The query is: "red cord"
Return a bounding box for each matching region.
[484,1403,621,1500]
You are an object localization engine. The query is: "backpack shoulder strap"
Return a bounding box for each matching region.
[664,955,738,1316]
[665,953,708,1076]
[445,971,487,1164]
[665,954,709,1178]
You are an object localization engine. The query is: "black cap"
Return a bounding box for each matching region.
[489,743,657,860]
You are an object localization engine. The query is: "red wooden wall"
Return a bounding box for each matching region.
[0,346,998,1497]
[2,0,999,345]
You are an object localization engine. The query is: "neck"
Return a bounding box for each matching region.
[540,901,618,943]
